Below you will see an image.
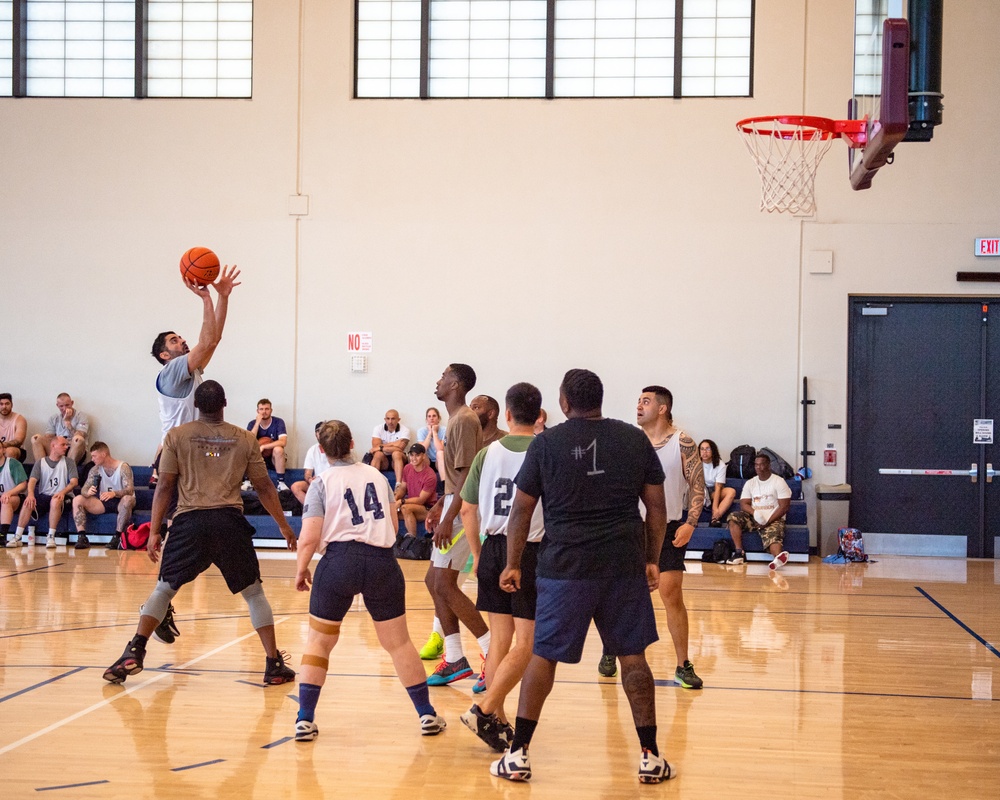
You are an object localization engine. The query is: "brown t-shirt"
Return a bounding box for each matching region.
[442,405,483,495]
[482,428,508,447]
[159,419,268,517]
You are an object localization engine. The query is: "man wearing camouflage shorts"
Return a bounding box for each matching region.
[726,453,791,570]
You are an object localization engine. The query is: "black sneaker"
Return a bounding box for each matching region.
[146,603,179,644]
[103,637,146,684]
[264,650,296,685]
[161,603,180,637]
[675,660,704,690]
[0,535,6,549]
[75,534,91,550]
[106,532,122,550]
[725,549,746,565]
[460,704,510,753]
[598,653,618,678]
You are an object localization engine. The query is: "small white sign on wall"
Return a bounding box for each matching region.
[347,332,373,353]
[973,419,993,444]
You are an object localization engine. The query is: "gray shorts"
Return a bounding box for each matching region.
[429,495,472,570]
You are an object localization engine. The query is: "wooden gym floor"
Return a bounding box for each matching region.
[1,546,998,799]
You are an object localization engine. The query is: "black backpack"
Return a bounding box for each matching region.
[702,538,735,563]
[758,446,795,479]
[726,444,757,479]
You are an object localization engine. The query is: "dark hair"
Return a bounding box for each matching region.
[151,331,175,365]
[314,420,326,432]
[755,453,772,465]
[257,398,271,407]
[699,439,721,467]
[482,395,500,417]
[0,393,11,402]
[506,382,542,426]
[90,441,110,455]
[449,363,477,393]
[409,442,426,455]
[642,385,674,424]
[194,380,227,414]
[560,369,603,413]
[318,420,353,460]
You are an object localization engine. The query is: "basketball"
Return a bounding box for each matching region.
[179,247,220,286]
[258,437,274,449]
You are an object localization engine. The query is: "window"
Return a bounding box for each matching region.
[0,0,253,98]
[355,0,754,98]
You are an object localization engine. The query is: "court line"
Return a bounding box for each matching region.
[261,737,292,749]
[0,617,289,756]
[36,779,110,792]
[172,759,225,772]
[0,563,65,579]
[0,611,311,640]
[0,667,86,704]
[648,678,996,702]
[915,586,1000,660]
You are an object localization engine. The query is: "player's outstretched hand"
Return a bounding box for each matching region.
[296,568,312,592]
[183,277,211,298]
[212,265,242,297]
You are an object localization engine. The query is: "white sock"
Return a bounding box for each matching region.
[15,526,25,536]
[444,633,463,663]
[48,528,57,536]
[433,617,444,637]
[477,631,491,657]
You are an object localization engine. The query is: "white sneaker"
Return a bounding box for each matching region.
[276,481,289,492]
[638,749,676,783]
[46,533,56,549]
[491,747,531,781]
[10,534,22,547]
[241,480,253,492]
[420,714,447,736]
[769,550,789,571]
[295,719,318,742]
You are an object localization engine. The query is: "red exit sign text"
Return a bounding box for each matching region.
[976,238,1000,256]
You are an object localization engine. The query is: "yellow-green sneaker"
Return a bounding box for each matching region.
[419,631,444,660]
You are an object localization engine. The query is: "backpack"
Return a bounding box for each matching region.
[393,533,432,561]
[838,527,869,562]
[702,538,735,563]
[758,446,795,479]
[726,445,757,479]
[121,522,151,550]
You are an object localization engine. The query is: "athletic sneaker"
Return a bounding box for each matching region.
[107,532,122,550]
[276,481,290,492]
[45,533,56,549]
[147,603,179,645]
[675,660,704,690]
[419,631,444,660]
[241,480,253,492]
[75,534,91,550]
[725,549,746,565]
[769,550,789,571]
[427,656,473,686]
[295,719,319,742]
[419,714,447,736]
[264,650,296,685]
[490,747,532,782]
[0,535,6,548]
[460,705,509,753]
[638,749,676,783]
[10,534,21,547]
[472,667,487,694]
[103,637,146,684]
[598,654,618,678]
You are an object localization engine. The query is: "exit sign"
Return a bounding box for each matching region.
[975,238,1000,256]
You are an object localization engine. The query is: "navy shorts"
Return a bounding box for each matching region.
[310,541,406,623]
[101,497,121,516]
[658,519,687,572]
[158,508,261,594]
[532,572,658,663]
[35,492,70,516]
[476,536,539,620]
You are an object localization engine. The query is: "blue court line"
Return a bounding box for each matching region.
[262,737,292,749]
[647,678,997,702]
[288,693,299,703]
[0,563,64,579]
[171,759,225,772]
[36,779,110,792]
[915,586,1000,660]
[0,667,86,704]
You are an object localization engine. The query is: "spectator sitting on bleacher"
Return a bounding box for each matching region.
[71,441,136,551]
[416,407,446,474]
[369,409,410,485]
[470,395,507,446]
[393,443,438,537]
[13,435,79,549]
[291,421,330,504]
[699,439,737,527]
[726,454,791,570]
[0,393,28,462]
[0,448,29,546]
[247,399,289,491]
[32,393,90,465]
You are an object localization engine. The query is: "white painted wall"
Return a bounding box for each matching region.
[2,1,997,537]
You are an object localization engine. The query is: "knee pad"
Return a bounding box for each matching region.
[240,581,275,629]
[143,580,179,622]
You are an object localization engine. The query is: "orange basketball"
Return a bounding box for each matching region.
[258,437,274,448]
[179,247,220,286]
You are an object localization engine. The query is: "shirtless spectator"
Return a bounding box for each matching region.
[393,444,439,537]
[291,422,330,504]
[471,395,507,446]
[13,436,79,548]
[33,393,90,464]
[72,442,136,550]
[0,393,28,461]
[247,399,289,491]
[369,409,410,485]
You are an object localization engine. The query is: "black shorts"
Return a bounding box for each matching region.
[158,508,261,594]
[476,536,539,620]
[658,519,688,572]
[309,541,406,623]
[101,497,121,516]
[35,493,70,516]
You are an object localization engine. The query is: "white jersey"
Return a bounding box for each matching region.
[317,463,397,549]
[96,463,126,494]
[39,457,70,497]
[1,459,23,493]
[477,440,545,543]
[654,431,690,522]
[156,356,203,442]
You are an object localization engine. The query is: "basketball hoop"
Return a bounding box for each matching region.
[737,115,866,215]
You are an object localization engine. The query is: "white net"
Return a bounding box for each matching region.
[737,118,836,215]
